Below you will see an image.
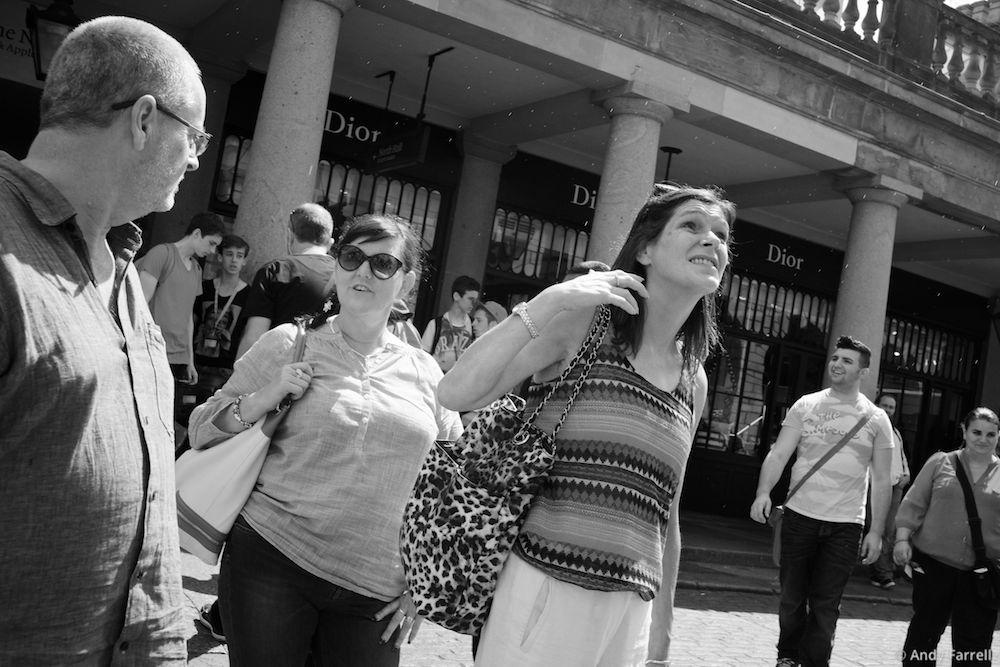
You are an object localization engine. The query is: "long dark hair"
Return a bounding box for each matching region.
[610,184,736,370]
[309,213,423,330]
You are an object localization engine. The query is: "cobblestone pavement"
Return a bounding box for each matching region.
[183,553,999,666]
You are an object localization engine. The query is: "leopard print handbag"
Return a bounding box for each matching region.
[400,305,611,635]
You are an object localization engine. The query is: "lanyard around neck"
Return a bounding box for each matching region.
[212,279,239,328]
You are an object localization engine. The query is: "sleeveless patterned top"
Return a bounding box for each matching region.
[513,334,695,601]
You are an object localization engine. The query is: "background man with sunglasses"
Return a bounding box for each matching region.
[236,202,336,358]
[0,16,206,663]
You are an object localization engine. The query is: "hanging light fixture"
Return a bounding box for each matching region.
[26,0,81,82]
[659,146,683,184]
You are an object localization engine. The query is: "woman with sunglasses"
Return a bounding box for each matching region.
[189,213,461,667]
[438,184,735,667]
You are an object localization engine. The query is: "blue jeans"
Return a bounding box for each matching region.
[902,549,997,666]
[777,508,863,667]
[219,515,400,667]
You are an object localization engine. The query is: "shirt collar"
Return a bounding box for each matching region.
[328,316,405,357]
[0,151,144,259]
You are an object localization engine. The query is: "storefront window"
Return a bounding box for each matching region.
[697,338,772,456]
[488,207,589,282]
[215,135,252,205]
[725,273,832,344]
[882,317,977,383]
[216,142,441,252]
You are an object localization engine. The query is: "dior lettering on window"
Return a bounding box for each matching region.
[766,243,804,270]
[571,183,598,209]
[323,110,383,144]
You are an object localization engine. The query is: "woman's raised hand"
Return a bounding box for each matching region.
[260,361,313,408]
[548,269,647,315]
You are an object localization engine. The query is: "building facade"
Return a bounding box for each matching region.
[7,0,1000,515]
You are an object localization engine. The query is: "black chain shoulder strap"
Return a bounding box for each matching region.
[523,305,611,438]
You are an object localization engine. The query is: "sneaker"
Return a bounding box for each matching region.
[776,659,799,667]
[870,577,896,590]
[197,603,226,642]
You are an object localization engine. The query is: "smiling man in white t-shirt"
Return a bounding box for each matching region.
[750,335,894,667]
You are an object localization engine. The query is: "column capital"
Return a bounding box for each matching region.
[318,0,357,17]
[835,173,923,208]
[598,95,674,124]
[592,80,687,123]
[460,132,517,164]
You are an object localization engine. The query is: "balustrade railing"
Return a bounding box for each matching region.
[934,4,1000,102]
[745,0,1000,118]
[767,0,886,43]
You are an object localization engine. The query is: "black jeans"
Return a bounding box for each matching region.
[219,516,401,667]
[777,508,863,667]
[902,549,997,666]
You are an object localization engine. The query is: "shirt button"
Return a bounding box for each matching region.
[143,416,150,427]
[119,641,129,652]
[149,490,157,502]
[136,570,144,580]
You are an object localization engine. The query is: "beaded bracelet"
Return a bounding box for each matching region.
[232,393,254,429]
[512,302,540,339]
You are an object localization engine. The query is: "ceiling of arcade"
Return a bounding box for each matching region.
[70,0,1000,297]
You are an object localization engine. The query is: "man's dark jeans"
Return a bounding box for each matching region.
[777,508,863,667]
[219,516,401,667]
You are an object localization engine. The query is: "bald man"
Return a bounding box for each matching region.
[0,16,207,662]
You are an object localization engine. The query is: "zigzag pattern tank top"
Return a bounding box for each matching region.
[513,334,695,600]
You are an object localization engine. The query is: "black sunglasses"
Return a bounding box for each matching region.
[336,244,404,280]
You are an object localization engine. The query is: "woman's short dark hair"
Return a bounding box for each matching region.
[335,213,423,274]
[963,407,1000,429]
[309,213,423,330]
[610,184,736,370]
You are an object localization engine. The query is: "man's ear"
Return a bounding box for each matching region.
[860,366,870,377]
[191,229,203,241]
[452,291,461,303]
[129,95,158,151]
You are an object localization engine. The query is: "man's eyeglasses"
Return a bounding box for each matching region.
[336,244,404,280]
[110,98,212,157]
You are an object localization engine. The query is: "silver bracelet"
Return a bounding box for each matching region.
[512,302,540,339]
[646,660,670,666]
[232,393,254,429]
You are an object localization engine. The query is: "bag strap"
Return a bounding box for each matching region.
[953,451,990,564]
[274,317,310,413]
[785,409,874,504]
[430,314,444,355]
[523,305,612,439]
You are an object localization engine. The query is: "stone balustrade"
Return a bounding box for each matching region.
[745,0,1000,117]
[937,2,1000,100]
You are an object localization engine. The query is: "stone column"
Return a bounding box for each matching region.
[828,177,921,397]
[588,94,673,265]
[147,58,246,246]
[234,0,354,272]
[436,132,516,313]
